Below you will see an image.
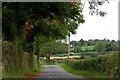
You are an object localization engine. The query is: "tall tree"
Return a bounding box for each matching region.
[2,1,108,60]
[2,2,85,51]
[79,39,84,46]
[95,41,106,52]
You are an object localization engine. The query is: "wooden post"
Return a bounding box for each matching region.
[68,32,70,59]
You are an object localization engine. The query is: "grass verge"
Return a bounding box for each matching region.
[2,59,44,78]
[58,63,109,78]
[2,65,41,78]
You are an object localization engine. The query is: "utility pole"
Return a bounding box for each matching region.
[73,44,75,59]
[68,32,70,59]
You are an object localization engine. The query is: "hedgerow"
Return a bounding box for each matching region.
[64,51,119,77]
[2,41,38,78]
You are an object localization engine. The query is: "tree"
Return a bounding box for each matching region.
[79,39,84,46]
[87,39,95,46]
[77,47,82,53]
[2,2,108,63]
[38,40,68,60]
[70,40,78,47]
[95,41,106,52]
[111,43,118,51]
[2,2,85,53]
[105,42,112,51]
[88,0,109,17]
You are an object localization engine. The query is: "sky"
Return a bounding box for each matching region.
[70,1,119,41]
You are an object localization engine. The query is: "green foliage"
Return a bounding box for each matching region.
[2,2,84,41]
[2,41,38,78]
[59,63,108,78]
[88,0,109,17]
[106,41,118,51]
[78,39,84,46]
[111,43,118,51]
[40,41,68,59]
[2,2,85,56]
[70,41,78,46]
[71,46,95,52]
[71,39,97,48]
[71,39,118,52]
[64,52,119,77]
[33,34,68,60]
[95,41,106,52]
[57,54,68,57]
[80,46,94,52]
[80,52,98,58]
[2,23,17,42]
[76,46,82,52]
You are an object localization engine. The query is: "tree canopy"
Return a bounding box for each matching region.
[94,41,106,52]
[2,2,85,41]
[2,2,85,53]
[2,1,109,56]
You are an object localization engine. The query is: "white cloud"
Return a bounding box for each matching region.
[71,1,118,41]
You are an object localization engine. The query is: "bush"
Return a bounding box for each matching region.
[56,58,63,63]
[2,41,38,78]
[64,51,119,78]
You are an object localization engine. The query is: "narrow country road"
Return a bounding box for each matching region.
[34,65,90,79]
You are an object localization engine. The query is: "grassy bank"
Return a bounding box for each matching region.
[23,66,41,78]
[58,63,109,78]
[2,41,41,78]
[2,64,41,78]
[23,59,45,78]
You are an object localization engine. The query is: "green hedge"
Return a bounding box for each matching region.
[64,52,119,78]
[2,41,38,78]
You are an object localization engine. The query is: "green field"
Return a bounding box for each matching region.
[81,46,94,51]
[70,46,94,51]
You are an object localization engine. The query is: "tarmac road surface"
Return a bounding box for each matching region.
[34,65,90,79]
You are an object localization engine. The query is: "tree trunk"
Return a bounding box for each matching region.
[29,52,33,69]
[46,53,50,61]
[37,55,40,67]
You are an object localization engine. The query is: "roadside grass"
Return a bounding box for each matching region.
[40,59,47,66]
[58,63,109,78]
[23,66,41,78]
[23,59,46,78]
[2,59,44,78]
[2,65,41,78]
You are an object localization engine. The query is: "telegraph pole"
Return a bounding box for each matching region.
[68,32,70,59]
